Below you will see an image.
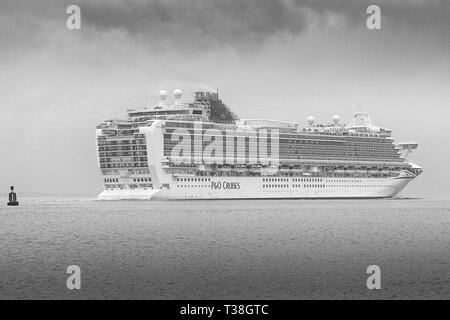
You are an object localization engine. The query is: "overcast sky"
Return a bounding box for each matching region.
[0,0,449,197]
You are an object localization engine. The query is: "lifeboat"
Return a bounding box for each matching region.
[234,165,247,173]
[249,165,262,173]
[218,165,232,172]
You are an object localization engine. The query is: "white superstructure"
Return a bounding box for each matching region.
[96,89,422,200]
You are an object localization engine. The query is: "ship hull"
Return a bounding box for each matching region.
[98,176,413,200]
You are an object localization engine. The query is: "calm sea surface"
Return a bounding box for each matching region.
[1,197,450,300]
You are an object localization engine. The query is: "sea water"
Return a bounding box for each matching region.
[1,197,449,299]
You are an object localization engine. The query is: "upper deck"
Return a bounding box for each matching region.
[125,89,238,124]
[101,89,393,139]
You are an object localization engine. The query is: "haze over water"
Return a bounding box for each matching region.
[1,197,450,299]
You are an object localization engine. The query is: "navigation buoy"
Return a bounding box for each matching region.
[7,186,19,206]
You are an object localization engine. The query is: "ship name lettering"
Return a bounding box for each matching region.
[211,181,240,190]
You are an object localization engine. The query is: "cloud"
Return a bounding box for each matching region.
[75,0,450,47]
[295,0,450,30]
[1,0,449,55]
[78,0,307,49]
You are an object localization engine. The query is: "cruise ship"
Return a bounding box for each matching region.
[96,89,422,200]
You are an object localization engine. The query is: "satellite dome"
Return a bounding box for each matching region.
[173,89,182,99]
[159,90,168,100]
[307,116,315,126]
[332,114,340,124]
